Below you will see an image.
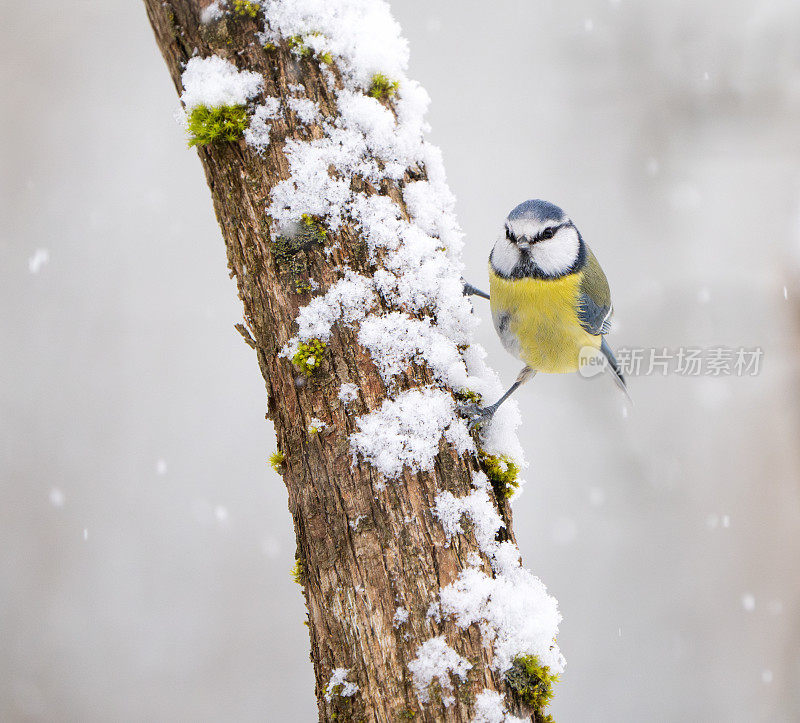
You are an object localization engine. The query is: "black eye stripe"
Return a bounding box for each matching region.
[506,221,569,244]
[537,223,566,241]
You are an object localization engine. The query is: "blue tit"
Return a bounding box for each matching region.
[463,199,627,423]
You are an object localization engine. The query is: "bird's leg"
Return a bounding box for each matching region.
[488,366,536,413]
[462,279,490,300]
[460,366,536,429]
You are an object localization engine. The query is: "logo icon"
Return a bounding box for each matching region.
[577,346,608,378]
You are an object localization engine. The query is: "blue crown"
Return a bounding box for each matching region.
[507,199,566,224]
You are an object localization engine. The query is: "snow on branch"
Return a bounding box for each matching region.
[407,636,472,706]
[257,0,564,708]
[473,690,528,723]
[180,55,263,110]
[181,0,565,713]
[324,667,359,702]
[349,388,473,481]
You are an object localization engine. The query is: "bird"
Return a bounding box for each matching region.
[462,199,627,425]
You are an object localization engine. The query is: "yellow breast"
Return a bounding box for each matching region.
[488,266,600,374]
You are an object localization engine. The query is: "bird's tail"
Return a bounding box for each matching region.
[601,337,631,403]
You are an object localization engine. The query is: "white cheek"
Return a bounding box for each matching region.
[531,229,580,275]
[490,236,521,276]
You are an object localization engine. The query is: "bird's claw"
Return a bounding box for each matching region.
[458,402,495,431]
[462,280,490,300]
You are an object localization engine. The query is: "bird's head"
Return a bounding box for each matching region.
[490,199,583,278]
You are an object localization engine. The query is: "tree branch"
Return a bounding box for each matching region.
[142,2,562,720]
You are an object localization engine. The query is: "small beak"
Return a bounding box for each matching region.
[517,240,531,251]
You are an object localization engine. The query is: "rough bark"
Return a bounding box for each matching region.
[142,3,529,720]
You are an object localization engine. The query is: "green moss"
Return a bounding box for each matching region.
[292,339,327,376]
[271,235,301,271]
[330,697,355,723]
[455,389,483,406]
[290,558,305,585]
[287,33,332,64]
[295,280,313,294]
[272,216,326,273]
[263,42,276,52]
[299,214,327,244]
[288,34,314,57]
[232,0,260,18]
[269,450,285,472]
[479,451,520,500]
[505,655,558,715]
[187,104,248,147]
[368,73,399,100]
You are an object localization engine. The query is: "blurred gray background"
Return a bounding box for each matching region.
[2,0,800,720]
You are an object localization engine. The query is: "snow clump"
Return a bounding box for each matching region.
[288,96,321,124]
[439,541,564,676]
[433,473,504,550]
[180,55,263,110]
[259,0,409,88]
[338,383,359,404]
[200,0,227,24]
[349,388,473,480]
[324,667,359,702]
[472,690,528,723]
[407,636,472,705]
[243,96,282,152]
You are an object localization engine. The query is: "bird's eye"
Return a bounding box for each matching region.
[540,227,556,240]
[505,226,513,241]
